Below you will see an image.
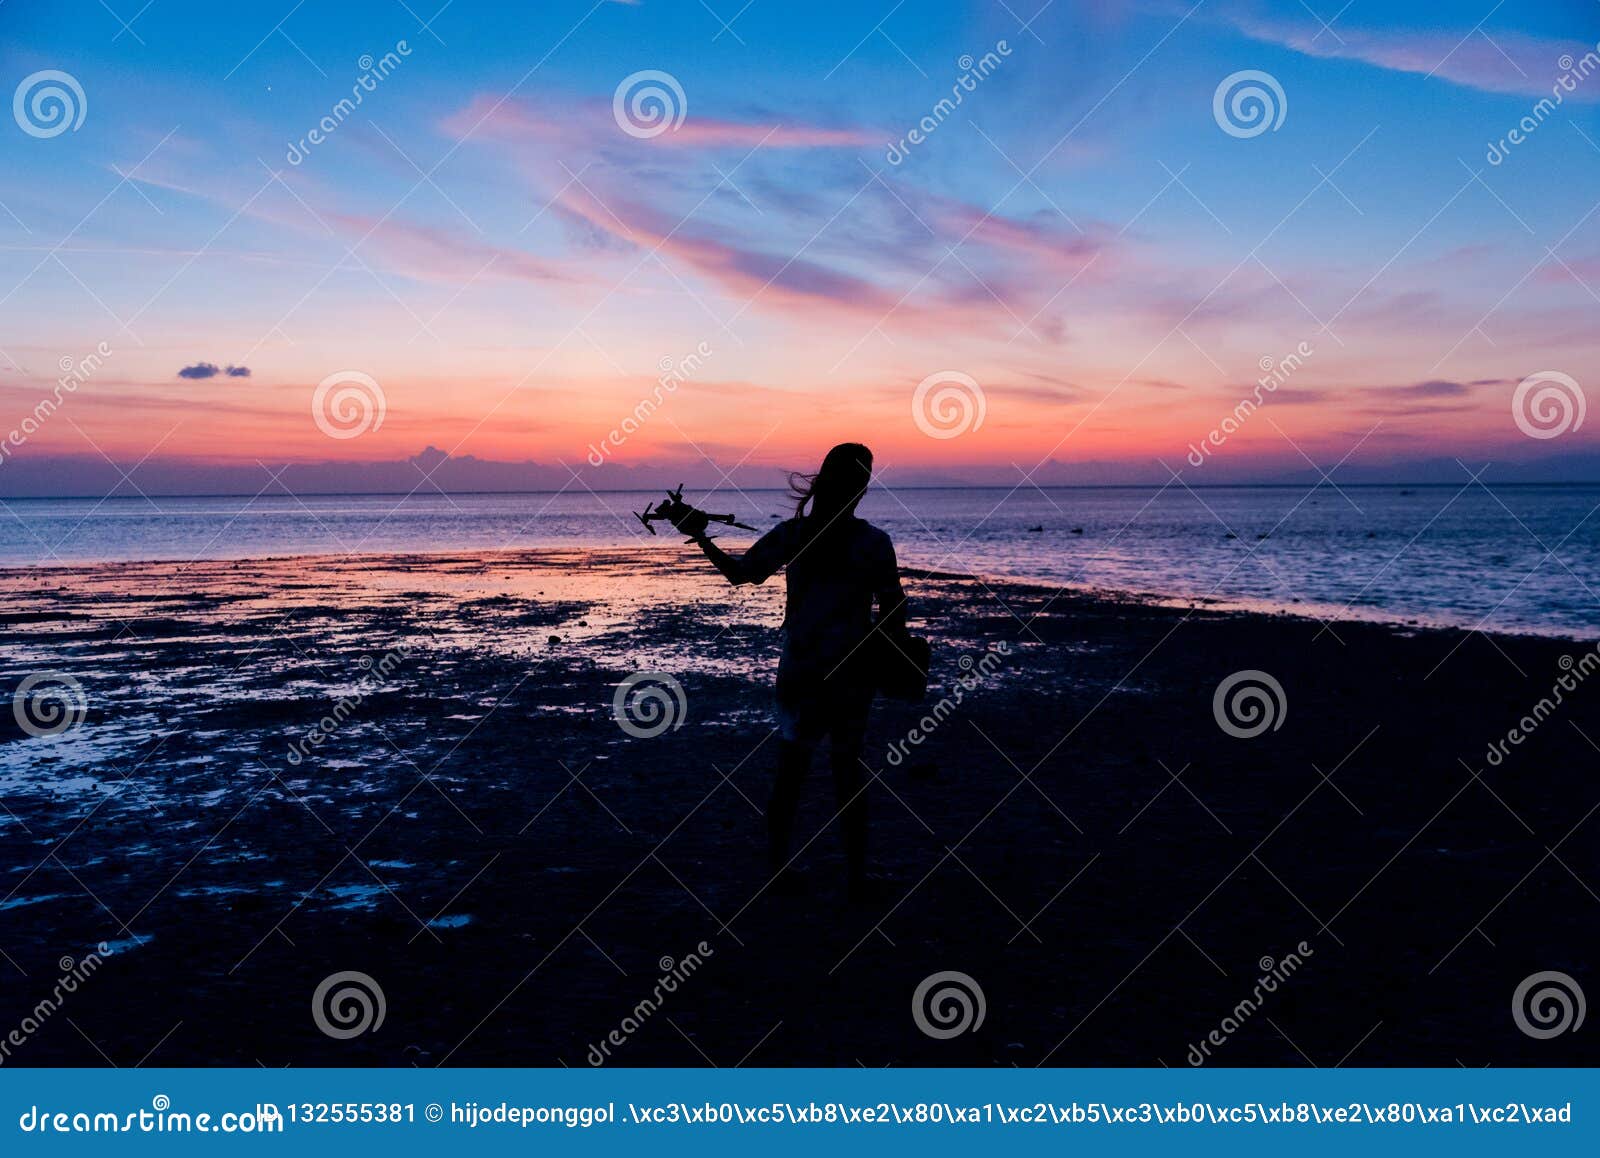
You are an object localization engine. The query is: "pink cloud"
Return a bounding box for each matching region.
[328,213,580,286]
[445,95,876,152]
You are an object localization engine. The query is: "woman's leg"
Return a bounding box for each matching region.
[828,743,868,891]
[768,739,812,875]
[829,693,873,892]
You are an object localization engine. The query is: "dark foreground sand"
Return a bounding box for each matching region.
[0,548,1595,1067]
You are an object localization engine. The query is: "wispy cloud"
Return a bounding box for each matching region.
[1230,15,1600,99]
[447,95,877,152]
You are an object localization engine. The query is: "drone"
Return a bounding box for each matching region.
[634,484,758,538]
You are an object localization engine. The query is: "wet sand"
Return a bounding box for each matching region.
[0,548,1596,1067]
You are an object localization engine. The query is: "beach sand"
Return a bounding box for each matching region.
[0,547,1595,1067]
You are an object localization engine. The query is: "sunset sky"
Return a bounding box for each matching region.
[1,0,1598,493]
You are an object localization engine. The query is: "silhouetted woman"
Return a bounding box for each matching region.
[689,443,906,899]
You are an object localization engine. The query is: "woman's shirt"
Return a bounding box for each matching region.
[739,516,902,681]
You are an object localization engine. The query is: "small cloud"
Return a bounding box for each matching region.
[177,362,251,379]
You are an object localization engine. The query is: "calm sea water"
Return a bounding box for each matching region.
[2,485,1597,638]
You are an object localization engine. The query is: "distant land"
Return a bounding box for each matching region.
[0,444,1597,499]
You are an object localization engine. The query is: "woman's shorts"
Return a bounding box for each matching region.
[774,674,874,749]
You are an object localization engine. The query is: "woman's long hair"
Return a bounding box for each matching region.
[789,443,873,524]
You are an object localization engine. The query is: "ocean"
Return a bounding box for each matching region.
[2,483,1596,639]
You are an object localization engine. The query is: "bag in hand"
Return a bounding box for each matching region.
[867,623,931,702]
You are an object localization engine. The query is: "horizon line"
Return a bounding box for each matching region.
[4,480,1600,501]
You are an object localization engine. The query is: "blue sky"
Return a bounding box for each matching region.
[1,0,1598,492]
